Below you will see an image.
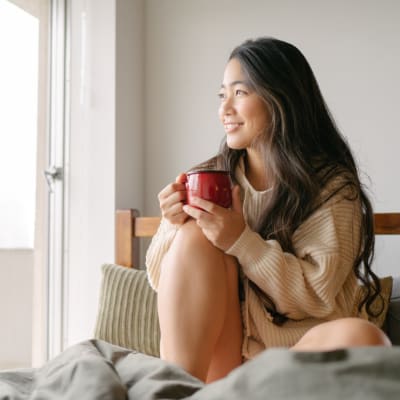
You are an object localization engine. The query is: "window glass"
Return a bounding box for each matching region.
[0,0,39,248]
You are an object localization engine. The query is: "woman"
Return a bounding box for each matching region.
[146,37,390,383]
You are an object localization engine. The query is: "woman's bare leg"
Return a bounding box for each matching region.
[292,318,391,351]
[205,254,242,383]
[157,220,242,382]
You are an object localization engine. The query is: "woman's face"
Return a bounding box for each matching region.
[218,58,270,150]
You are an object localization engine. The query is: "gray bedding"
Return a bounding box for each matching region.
[1,340,400,399]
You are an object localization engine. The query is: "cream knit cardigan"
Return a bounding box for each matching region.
[146,161,361,359]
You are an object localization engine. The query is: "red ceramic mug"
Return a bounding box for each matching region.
[186,170,232,208]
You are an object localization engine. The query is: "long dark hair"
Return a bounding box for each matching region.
[218,37,382,324]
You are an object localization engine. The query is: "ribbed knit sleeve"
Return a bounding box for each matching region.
[146,218,179,291]
[226,193,361,320]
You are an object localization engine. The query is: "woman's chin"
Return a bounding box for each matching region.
[226,140,246,150]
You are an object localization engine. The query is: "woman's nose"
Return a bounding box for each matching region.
[219,97,234,116]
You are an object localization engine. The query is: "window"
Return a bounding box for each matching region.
[0,0,39,248]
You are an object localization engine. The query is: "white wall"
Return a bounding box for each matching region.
[144,0,400,276]
[66,0,116,347]
[0,251,33,369]
[65,0,145,349]
[116,0,144,211]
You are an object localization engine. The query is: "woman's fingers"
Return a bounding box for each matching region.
[159,189,186,210]
[163,201,185,219]
[175,173,187,184]
[158,182,186,202]
[157,174,188,224]
[184,197,217,214]
[183,195,245,251]
[183,200,226,232]
[169,211,189,225]
[183,186,242,216]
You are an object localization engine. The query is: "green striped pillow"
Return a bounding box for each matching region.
[94,263,160,357]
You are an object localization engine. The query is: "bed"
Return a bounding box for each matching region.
[1,211,399,399]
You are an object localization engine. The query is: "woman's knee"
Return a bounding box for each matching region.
[171,219,212,255]
[294,318,391,351]
[161,219,225,276]
[338,318,391,347]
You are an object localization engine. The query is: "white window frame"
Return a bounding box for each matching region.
[46,0,69,361]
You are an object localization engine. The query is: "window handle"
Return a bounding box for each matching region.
[44,166,63,193]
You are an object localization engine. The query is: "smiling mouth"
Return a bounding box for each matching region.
[224,122,243,132]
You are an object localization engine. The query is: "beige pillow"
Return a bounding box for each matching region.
[352,276,393,329]
[94,263,160,357]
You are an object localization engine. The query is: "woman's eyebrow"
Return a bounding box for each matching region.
[220,80,248,88]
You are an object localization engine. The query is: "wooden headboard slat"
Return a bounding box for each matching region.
[374,213,400,235]
[116,210,400,268]
[134,217,162,237]
[115,209,136,268]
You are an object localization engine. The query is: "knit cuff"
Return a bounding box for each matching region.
[226,224,269,268]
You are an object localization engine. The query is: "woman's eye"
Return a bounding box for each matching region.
[235,89,247,96]
[217,92,226,100]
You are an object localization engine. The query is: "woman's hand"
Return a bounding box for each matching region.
[158,173,189,226]
[182,185,245,251]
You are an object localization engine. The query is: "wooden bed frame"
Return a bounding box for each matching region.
[115,209,400,269]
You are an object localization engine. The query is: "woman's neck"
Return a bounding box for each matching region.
[245,149,271,191]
